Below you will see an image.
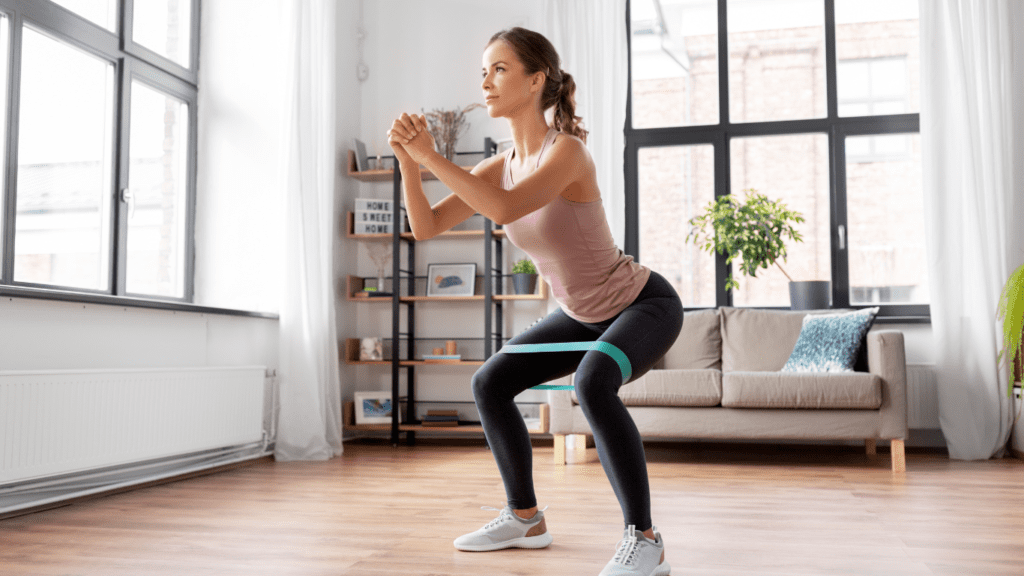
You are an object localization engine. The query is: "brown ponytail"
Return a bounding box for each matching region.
[486,27,589,145]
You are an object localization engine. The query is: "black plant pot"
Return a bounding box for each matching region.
[513,273,538,295]
[789,281,831,310]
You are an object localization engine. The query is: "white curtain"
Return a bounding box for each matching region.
[920,0,1024,460]
[540,0,630,248]
[274,0,344,461]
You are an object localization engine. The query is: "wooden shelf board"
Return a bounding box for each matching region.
[345,149,474,182]
[342,423,546,434]
[343,402,549,435]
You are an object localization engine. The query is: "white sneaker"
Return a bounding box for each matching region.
[598,524,671,576]
[453,504,552,552]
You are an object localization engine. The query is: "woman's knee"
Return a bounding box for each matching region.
[573,354,624,407]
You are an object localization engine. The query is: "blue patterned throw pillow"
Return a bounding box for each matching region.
[781,307,880,373]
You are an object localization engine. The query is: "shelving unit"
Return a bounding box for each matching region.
[344,138,550,445]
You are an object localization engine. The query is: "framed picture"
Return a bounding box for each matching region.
[427,263,477,297]
[352,138,369,171]
[354,391,401,425]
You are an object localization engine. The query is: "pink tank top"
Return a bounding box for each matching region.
[502,127,651,323]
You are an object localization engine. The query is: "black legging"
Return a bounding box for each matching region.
[471,270,684,532]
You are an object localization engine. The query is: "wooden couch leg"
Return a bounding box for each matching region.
[573,434,589,462]
[865,438,876,456]
[890,439,906,474]
[554,434,566,466]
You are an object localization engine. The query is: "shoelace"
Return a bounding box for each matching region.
[612,524,657,566]
[479,504,549,530]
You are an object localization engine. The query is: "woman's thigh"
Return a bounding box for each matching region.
[472,307,601,397]
[593,293,684,386]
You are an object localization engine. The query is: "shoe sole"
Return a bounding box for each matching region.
[454,532,553,552]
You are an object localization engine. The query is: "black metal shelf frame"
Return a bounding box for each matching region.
[387,137,508,446]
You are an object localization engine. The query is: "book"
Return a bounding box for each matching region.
[423,416,459,423]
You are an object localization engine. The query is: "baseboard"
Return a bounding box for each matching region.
[0,446,274,521]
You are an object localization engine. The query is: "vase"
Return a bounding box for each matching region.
[789,281,831,310]
[513,273,538,295]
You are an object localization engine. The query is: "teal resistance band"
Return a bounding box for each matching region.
[499,341,632,390]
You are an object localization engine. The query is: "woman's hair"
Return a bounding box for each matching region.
[486,27,589,145]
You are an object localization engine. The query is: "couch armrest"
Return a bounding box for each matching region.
[547,374,575,435]
[868,330,908,440]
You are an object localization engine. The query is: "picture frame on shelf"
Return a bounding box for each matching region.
[359,337,383,361]
[426,263,477,297]
[352,138,369,171]
[354,391,401,425]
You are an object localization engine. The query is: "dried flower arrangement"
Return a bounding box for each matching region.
[421,103,486,161]
[363,239,393,292]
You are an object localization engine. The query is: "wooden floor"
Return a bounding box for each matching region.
[1,438,1022,576]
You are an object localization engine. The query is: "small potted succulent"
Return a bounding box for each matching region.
[685,189,825,309]
[511,257,538,295]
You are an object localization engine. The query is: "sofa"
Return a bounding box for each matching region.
[548,306,908,473]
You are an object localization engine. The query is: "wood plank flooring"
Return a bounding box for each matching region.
[1,438,1022,576]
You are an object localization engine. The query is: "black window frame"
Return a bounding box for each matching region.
[624,0,929,323]
[0,0,267,319]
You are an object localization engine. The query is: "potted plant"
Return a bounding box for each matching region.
[996,261,1024,459]
[511,257,538,295]
[685,189,827,309]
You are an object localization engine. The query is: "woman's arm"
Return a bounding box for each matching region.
[401,154,504,240]
[397,159,437,241]
[417,135,587,225]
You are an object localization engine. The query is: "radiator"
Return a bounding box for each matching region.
[906,363,940,429]
[0,366,267,486]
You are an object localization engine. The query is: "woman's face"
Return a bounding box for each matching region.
[481,40,544,118]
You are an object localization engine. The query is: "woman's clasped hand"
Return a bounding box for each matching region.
[386,112,435,165]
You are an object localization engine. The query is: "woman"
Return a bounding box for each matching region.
[387,27,682,576]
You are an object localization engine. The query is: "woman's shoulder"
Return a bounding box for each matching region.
[550,130,595,170]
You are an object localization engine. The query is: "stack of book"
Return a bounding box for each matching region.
[423,354,461,364]
[422,409,459,427]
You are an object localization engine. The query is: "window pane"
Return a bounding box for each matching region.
[0,16,8,259]
[836,0,919,117]
[50,0,117,32]
[126,81,188,298]
[639,144,716,307]
[133,0,192,68]
[727,0,826,123]
[846,133,927,304]
[15,27,115,291]
[729,134,830,307]
[630,0,719,128]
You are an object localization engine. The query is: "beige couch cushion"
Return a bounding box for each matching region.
[656,308,722,370]
[721,371,882,409]
[720,307,855,372]
[572,369,722,407]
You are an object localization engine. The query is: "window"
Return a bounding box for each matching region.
[0,0,199,303]
[626,0,926,320]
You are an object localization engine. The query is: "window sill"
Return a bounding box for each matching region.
[0,285,278,320]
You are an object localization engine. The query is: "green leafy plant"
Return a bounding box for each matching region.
[996,261,1024,400]
[512,257,537,275]
[685,189,805,291]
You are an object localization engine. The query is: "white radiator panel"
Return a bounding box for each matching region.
[906,363,940,429]
[1,366,266,485]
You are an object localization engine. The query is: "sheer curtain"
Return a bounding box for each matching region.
[920,0,1024,460]
[540,0,629,248]
[273,0,344,461]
